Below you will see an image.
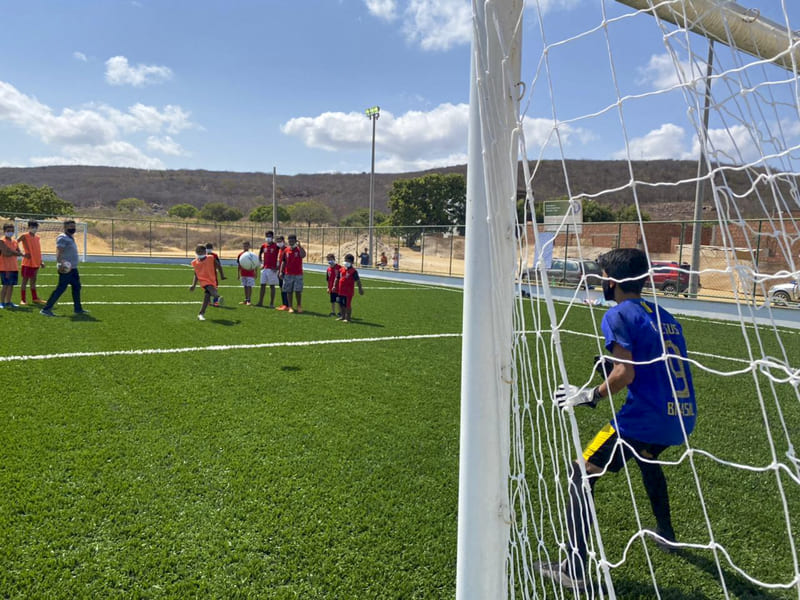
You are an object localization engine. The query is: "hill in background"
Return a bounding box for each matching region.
[0,160,782,221]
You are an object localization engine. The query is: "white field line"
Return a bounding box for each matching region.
[35,273,124,277]
[0,333,462,363]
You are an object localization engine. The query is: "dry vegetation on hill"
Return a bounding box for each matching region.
[0,160,786,222]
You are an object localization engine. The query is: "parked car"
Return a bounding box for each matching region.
[768,280,799,305]
[645,261,693,296]
[522,258,602,287]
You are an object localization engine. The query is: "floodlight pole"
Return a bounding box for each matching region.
[365,106,380,267]
[690,40,714,297]
[272,166,277,234]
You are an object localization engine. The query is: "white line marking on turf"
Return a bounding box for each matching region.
[71,284,438,290]
[0,333,462,363]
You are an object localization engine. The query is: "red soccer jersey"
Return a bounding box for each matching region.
[326,264,340,292]
[237,251,256,278]
[281,246,303,276]
[260,242,279,269]
[336,266,360,297]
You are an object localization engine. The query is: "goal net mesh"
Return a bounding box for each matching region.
[485,1,800,598]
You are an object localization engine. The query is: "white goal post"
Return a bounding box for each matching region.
[13,218,88,262]
[459,0,800,599]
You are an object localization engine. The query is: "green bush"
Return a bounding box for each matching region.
[199,202,242,222]
[168,204,199,219]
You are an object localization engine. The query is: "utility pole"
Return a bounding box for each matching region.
[365,106,380,267]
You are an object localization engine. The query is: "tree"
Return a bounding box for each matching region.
[117,197,147,212]
[286,200,334,227]
[517,197,543,223]
[168,203,199,218]
[340,207,388,227]
[0,184,73,216]
[582,199,616,222]
[387,173,466,245]
[249,205,290,223]
[616,204,651,222]
[199,202,242,222]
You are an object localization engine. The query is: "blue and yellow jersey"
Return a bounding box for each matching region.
[601,298,696,446]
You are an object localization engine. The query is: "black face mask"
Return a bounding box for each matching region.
[66,228,76,234]
[602,279,615,302]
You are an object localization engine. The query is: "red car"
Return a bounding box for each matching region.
[646,261,693,296]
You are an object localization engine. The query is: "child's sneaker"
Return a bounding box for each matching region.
[295,306,303,314]
[40,308,55,317]
[329,312,336,317]
[33,299,46,304]
[5,302,18,309]
[268,304,275,309]
[216,296,224,306]
[198,314,206,321]
[276,305,288,311]
[287,307,295,313]
[19,301,27,306]
[245,301,251,306]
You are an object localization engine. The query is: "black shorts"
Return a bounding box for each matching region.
[329,292,338,303]
[582,424,669,472]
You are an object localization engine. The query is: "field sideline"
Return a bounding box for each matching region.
[2,262,799,598]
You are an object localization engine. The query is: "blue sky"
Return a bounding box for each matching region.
[1,0,798,175]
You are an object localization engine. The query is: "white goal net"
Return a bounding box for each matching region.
[13,218,88,262]
[459,1,800,599]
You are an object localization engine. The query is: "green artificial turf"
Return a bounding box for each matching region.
[1,262,798,598]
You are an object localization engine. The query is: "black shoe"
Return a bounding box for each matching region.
[534,560,586,591]
[654,528,677,553]
[74,309,90,315]
[40,308,56,317]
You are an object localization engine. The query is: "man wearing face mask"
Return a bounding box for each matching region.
[537,248,696,591]
[40,219,87,317]
[256,230,280,308]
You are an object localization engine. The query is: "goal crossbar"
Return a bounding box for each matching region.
[617,0,800,72]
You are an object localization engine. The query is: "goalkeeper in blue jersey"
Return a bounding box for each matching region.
[537,248,697,591]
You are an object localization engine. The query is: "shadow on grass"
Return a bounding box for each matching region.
[280,365,301,372]
[70,313,100,322]
[677,548,787,600]
[207,319,241,326]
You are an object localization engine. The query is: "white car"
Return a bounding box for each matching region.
[768,280,799,306]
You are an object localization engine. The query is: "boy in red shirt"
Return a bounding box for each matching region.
[236,241,256,305]
[325,253,341,316]
[1,222,23,309]
[256,230,280,308]
[190,244,223,321]
[333,253,364,322]
[17,220,45,305]
[278,234,306,313]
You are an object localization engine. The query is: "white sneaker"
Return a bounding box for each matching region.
[198,314,206,321]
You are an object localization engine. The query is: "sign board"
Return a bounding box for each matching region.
[543,198,583,233]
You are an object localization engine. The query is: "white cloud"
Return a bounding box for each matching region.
[73,51,88,62]
[365,0,397,20]
[30,142,165,169]
[637,53,701,91]
[146,135,185,156]
[282,103,469,171]
[614,123,690,160]
[282,102,598,172]
[105,56,173,87]
[0,79,195,169]
[367,0,580,51]
[403,0,471,51]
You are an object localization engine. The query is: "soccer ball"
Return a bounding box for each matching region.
[238,251,259,271]
[58,261,72,274]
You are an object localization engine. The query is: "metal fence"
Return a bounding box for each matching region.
[3,214,798,296]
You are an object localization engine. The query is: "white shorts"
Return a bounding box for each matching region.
[260,268,279,286]
[241,276,255,287]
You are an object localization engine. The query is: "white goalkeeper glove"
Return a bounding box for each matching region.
[555,384,601,409]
